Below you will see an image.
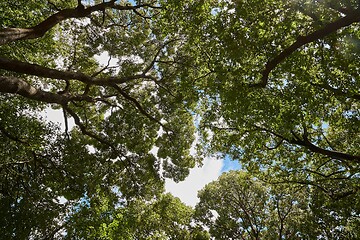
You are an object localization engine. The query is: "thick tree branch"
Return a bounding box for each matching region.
[310,81,360,100]
[0,57,90,82]
[253,9,360,87]
[0,76,97,105]
[289,131,360,162]
[0,2,161,45]
[254,125,360,162]
[0,56,156,86]
[0,76,66,104]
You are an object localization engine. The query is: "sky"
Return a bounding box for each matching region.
[43,108,241,207]
[165,156,241,207]
[41,50,241,208]
[165,154,241,206]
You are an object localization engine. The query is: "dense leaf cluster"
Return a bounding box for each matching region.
[0,0,359,239]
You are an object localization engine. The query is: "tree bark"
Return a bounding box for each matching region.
[0,76,66,104]
[0,56,151,85]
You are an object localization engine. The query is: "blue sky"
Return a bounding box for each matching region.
[44,8,243,206]
[221,155,241,172]
[165,155,242,207]
[44,107,242,207]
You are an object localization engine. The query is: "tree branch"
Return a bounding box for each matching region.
[290,131,360,162]
[0,76,66,104]
[62,104,111,146]
[143,39,181,74]
[0,2,161,45]
[111,84,167,130]
[304,169,347,179]
[0,76,98,105]
[0,56,156,86]
[253,9,360,87]
[310,81,360,100]
[254,124,360,162]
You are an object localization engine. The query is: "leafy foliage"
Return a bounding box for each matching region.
[0,0,359,238]
[170,0,360,216]
[64,193,208,239]
[195,171,311,239]
[195,170,358,239]
[0,0,201,238]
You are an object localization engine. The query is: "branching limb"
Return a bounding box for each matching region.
[0,56,157,86]
[291,130,360,162]
[310,81,360,100]
[253,124,289,141]
[92,56,113,78]
[0,1,161,45]
[111,84,167,130]
[252,9,360,87]
[141,39,182,86]
[0,76,100,106]
[304,168,348,179]
[0,76,67,104]
[253,124,360,162]
[62,104,110,146]
[0,57,90,83]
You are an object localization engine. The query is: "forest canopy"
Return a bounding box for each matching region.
[0,0,359,239]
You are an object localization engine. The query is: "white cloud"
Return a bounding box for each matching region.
[94,51,119,69]
[165,156,223,207]
[41,108,75,131]
[41,92,224,209]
